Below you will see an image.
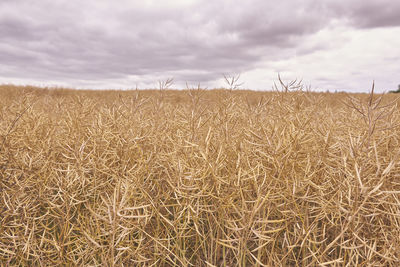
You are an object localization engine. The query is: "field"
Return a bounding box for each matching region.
[1,84,400,266]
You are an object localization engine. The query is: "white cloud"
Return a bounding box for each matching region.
[0,0,399,91]
[273,26,400,92]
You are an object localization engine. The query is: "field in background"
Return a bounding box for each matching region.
[1,85,400,266]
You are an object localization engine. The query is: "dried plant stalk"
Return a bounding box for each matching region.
[0,84,400,266]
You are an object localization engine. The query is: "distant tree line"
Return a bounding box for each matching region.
[390,84,400,93]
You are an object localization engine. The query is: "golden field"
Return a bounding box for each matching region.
[1,84,400,266]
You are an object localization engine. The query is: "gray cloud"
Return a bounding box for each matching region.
[0,0,399,89]
[327,0,400,28]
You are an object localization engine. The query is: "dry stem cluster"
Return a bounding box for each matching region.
[1,85,400,266]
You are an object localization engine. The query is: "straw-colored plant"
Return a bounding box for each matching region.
[0,83,400,266]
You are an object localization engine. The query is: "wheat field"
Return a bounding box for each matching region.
[1,84,400,266]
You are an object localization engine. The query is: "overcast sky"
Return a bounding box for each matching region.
[1,0,399,92]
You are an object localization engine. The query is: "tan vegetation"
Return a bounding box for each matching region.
[1,83,400,266]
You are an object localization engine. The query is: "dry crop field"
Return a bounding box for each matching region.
[1,84,400,266]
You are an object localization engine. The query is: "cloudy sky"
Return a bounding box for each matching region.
[0,0,399,92]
